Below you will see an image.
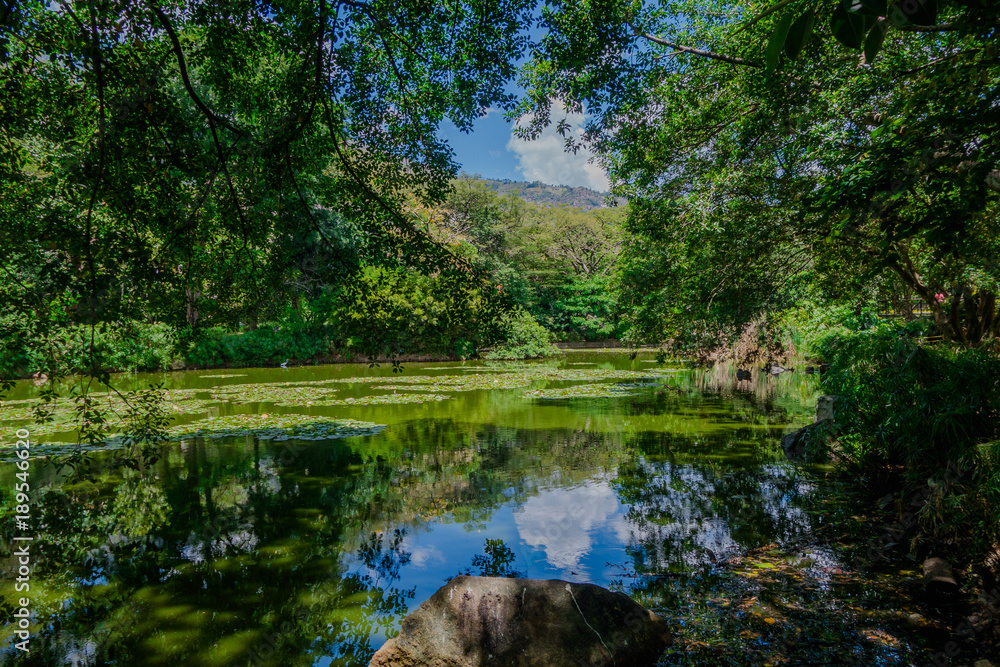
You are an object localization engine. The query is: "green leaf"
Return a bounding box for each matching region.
[831,0,868,49]
[784,10,815,60]
[851,0,888,16]
[864,12,878,34]
[864,19,888,63]
[766,12,794,73]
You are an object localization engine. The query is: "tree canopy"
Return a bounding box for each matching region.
[0,0,533,382]
[520,0,1000,348]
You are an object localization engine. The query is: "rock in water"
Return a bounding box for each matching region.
[367,575,672,667]
[782,395,843,460]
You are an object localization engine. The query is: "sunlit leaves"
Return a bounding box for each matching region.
[0,0,535,456]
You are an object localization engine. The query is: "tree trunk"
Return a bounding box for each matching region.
[887,247,999,346]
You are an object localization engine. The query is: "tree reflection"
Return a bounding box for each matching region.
[614,431,814,573]
[458,538,524,579]
[3,377,823,666]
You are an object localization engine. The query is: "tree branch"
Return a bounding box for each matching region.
[150,4,255,143]
[629,22,760,67]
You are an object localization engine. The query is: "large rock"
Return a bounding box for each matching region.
[781,421,833,459]
[368,575,672,667]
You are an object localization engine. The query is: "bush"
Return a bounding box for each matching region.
[323,266,483,359]
[529,275,619,342]
[816,325,1000,560]
[183,325,330,367]
[484,309,558,359]
[781,297,889,355]
[102,322,177,372]
[0,320,179,378]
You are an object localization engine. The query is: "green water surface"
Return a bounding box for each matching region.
[0,353,938,665]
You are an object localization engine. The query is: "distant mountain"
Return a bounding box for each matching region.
[468,177,617,210]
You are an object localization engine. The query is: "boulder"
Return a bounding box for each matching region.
[923,557,959,597]
[781,421,833,460]
[781,427,810,457]
[367,575,671,667]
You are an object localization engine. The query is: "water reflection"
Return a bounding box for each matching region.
[2,354,924,666]
[514,478,621,576]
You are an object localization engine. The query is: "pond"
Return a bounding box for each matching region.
[1,352,939,665]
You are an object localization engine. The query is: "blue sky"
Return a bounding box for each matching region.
[438,105,611,192]
[435,16,611,192]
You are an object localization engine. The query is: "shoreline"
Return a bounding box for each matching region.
[4,340,663,382]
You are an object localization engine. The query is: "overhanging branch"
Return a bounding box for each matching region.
[628,22,760,68]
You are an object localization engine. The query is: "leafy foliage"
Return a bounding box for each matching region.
[816,325,1000,555]
[484,309,559,359]
[435,176,626,341]
[522,0,1000,348]
[0,0,533,448]
[817,326,1000,476]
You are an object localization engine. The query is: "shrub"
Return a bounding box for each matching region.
[0,320,179,378]
[484,309,558,360]
[529,275,619,342]
[816,325,1000,560]
[183,325,329,367]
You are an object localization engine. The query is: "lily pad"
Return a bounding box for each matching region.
[524,383,639,399]
[302,393,451,407]
[372,368,670,394]
[167,414,385,441]
[210,383,341,405]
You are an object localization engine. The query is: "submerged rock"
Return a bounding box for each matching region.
[367,575,672,667]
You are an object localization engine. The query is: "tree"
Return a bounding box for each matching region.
[519,0,1000,347]
[433,177,627,340]
[0,0,531,447]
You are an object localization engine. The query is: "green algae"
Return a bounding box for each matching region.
[166,414,385,441]
[523,383,639,399]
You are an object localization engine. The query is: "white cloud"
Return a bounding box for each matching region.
[405,542,447,570]
[514,480,620,574]
[506,103,610,192]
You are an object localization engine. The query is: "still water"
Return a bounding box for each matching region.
[1,353,933,665]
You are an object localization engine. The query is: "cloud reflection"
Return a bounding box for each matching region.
[514,478,620,575]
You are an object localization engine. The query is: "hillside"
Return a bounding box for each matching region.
[468,176,616,210]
